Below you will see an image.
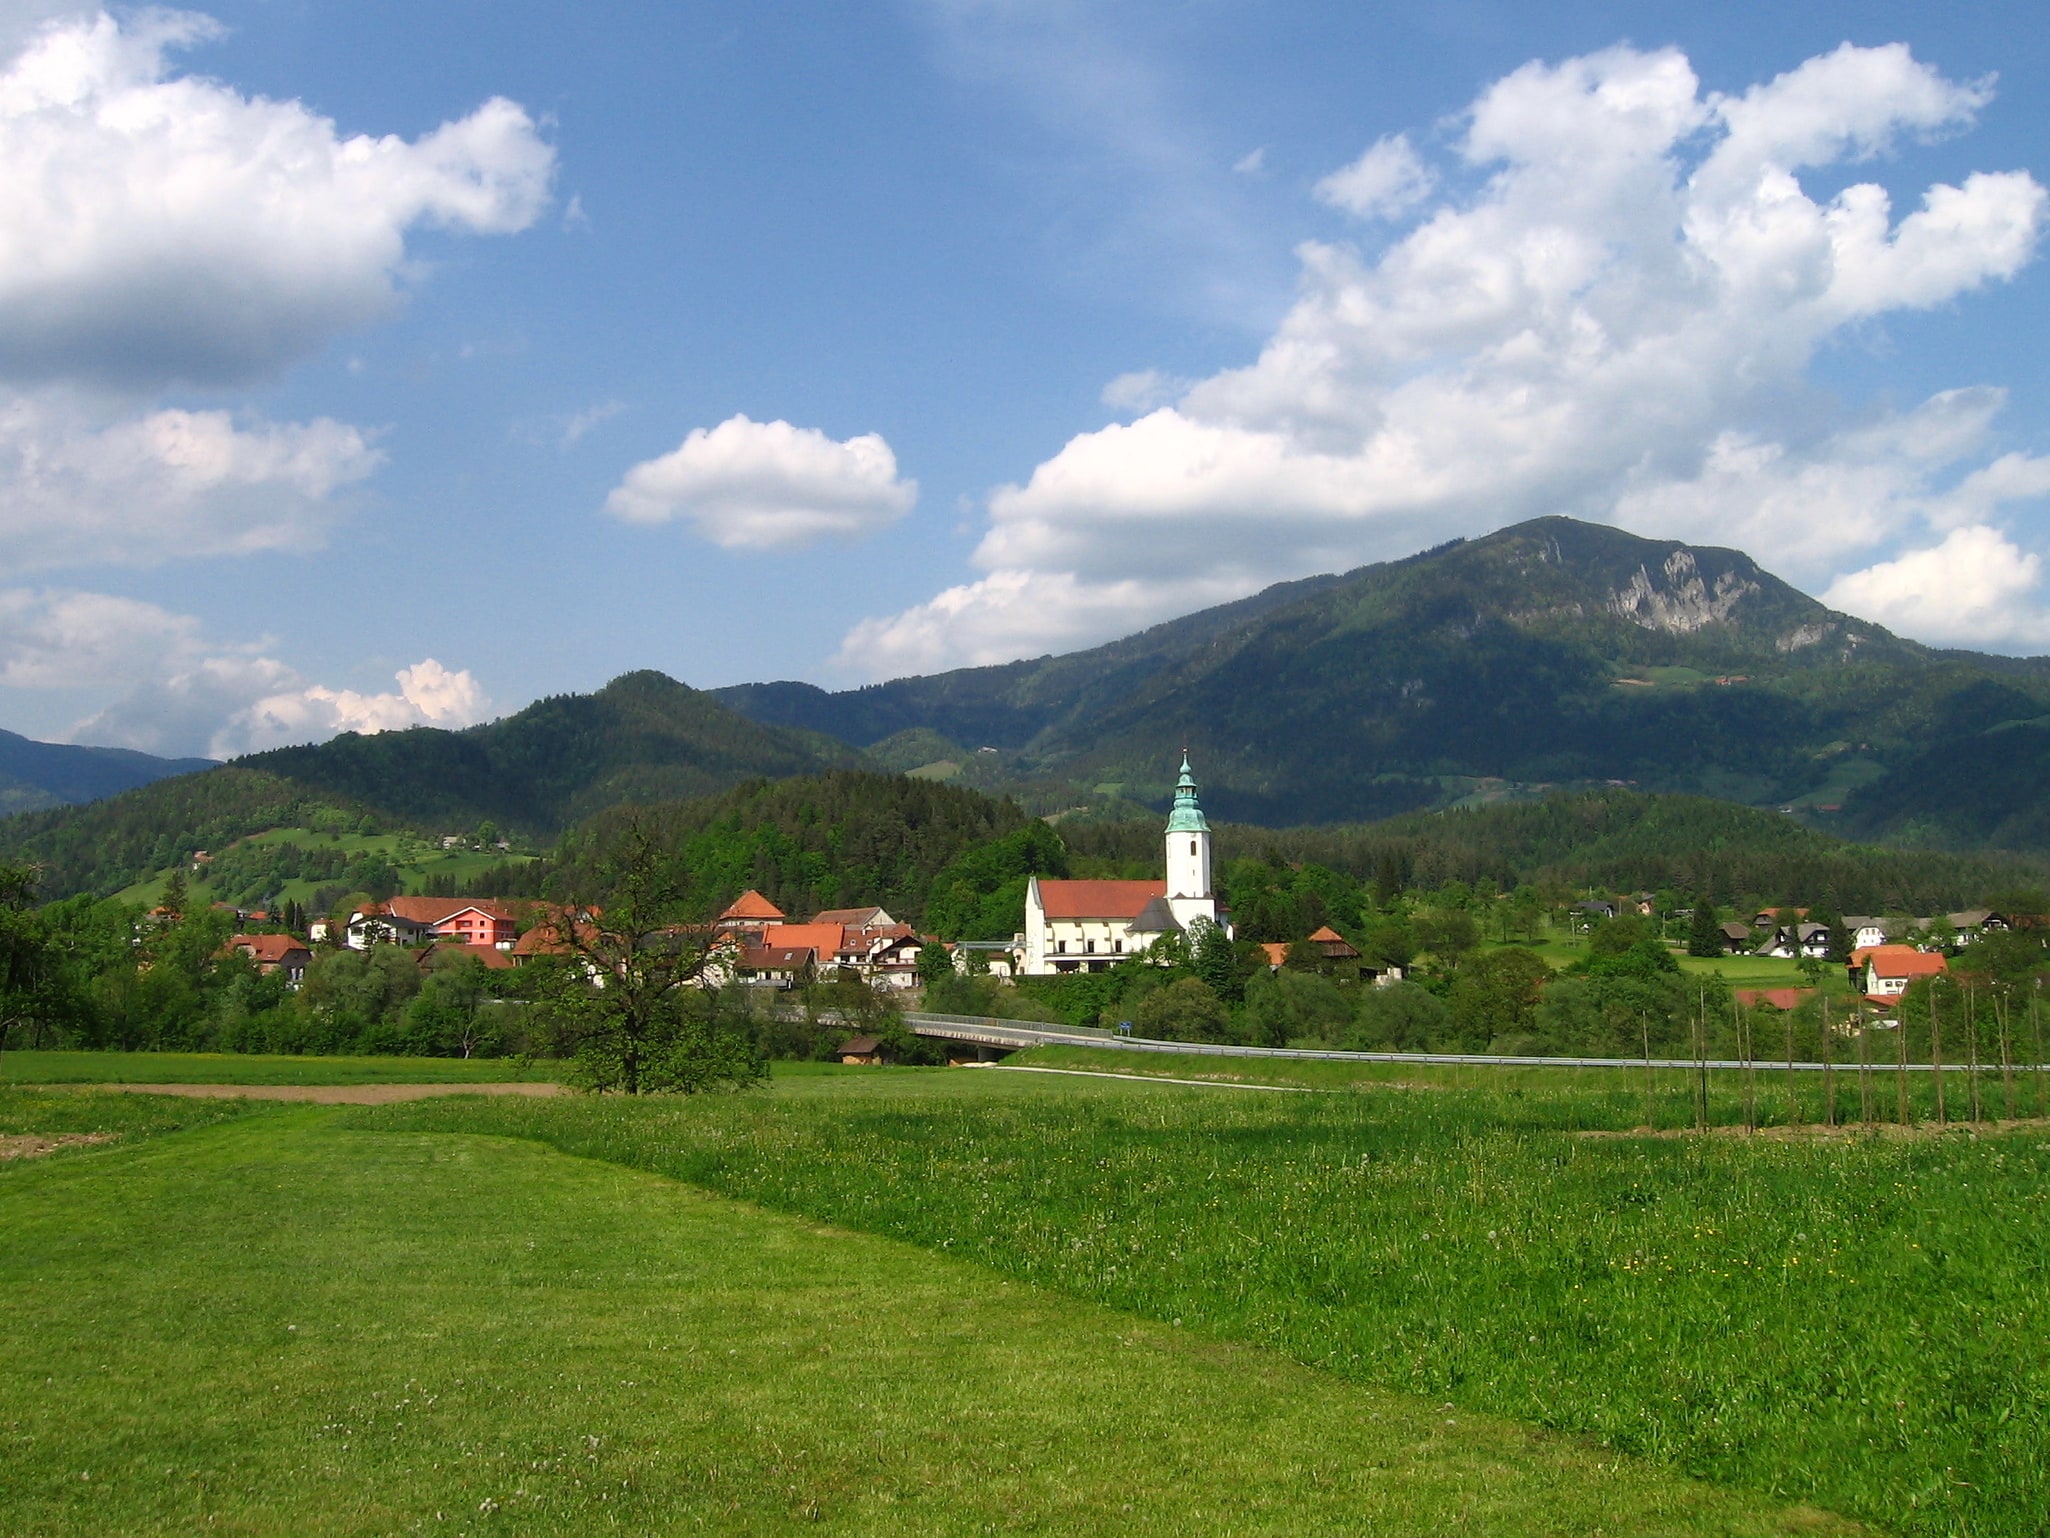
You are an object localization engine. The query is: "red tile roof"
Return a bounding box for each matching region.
[230,934,310,963]
[719,889,786,922]
[759,923,847,957]
[814,906,891,927]
[381,896,515,925]
[1260,942,1289,968]
[1855,945,1948,980]
[1034,879,1166,920]
[1735,987,1813,1011]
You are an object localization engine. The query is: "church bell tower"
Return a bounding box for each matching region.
[1164,752,1216,929]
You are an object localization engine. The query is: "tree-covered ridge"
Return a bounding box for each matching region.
[553,770,1035,927]
[0,768,376,901]
[1065,788,2038,916]
[0,728,215,815]
[715,516,2050,846]
[243,670,853,834]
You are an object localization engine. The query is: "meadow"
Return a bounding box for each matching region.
[0,1050,557,1085]
[366,1065,2050,1537]
[0,1078,1840,1537]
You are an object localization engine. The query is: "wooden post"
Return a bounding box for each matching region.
[1738,998,1755,1134]
[1694,986,1708,1133]
[1896,989,1911,1127]
[1999,993,2015,1124]
[1857,998,1873,1130]
[1784,1003,1799,1127]
[1965,984,1982,1126]
[1641,1011,1655,1133]
[1821,993,1835,1129]
[2035,986,2046,1122]
[1931,983,1947,1127]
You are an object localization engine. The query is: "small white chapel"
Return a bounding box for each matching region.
[1019,754,1229,975]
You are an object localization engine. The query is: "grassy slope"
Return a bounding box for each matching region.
[368,1072,2050,1536]
[0,1052,555,1085]
[0,1098,1839,1537]
[115,827,539,908]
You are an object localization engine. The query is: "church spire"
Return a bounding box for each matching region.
[1165,751,1209,834]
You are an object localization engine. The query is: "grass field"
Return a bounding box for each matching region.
[115,826,539,909]
[0,1051,554,1085]
[364,1068,2050,1536]
[0,1086,1848,1536]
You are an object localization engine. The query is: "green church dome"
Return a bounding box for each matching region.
[1165,753,1210,833]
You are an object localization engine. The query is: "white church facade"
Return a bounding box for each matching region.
[1020,755,1230,975]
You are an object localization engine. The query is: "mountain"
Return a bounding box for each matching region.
[716,517,2050,848]
[237,670,853,832]
[0,728,213,817]
[0,671,857,898]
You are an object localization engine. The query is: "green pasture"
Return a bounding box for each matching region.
[0,1050,555,1085]
[369,1071,2050,1537]
[0,1089,1842,1537]
[115,826,538,909]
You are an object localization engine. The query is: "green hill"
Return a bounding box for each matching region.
[0,728,213,817]
[0,672,854,899]
[717,516,2050,848]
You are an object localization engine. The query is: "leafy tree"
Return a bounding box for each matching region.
[1190,917,1249,1003]
[1446,947,1553,1050]
[1134,976,1230,1042]
[1347,981,1450,1051]
[1413,907,1479,968]
[916,939,956,988]
[160,867,187,918]
[0,863,62,1053]
[1686,894,1724,958]
[539,825,765,1094]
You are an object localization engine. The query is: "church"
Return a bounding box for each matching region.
[1019,754,1229,975]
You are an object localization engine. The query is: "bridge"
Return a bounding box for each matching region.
[903,1012,1980,1072]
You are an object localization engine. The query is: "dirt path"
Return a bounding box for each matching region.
[0,1132,115,1159]
[68,1081,566,1105]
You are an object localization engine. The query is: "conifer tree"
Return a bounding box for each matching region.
[1687,893,1723,958]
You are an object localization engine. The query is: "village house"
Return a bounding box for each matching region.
[1021,755,1228,975]
[227,933,312,986]
[1854,944,1948,999]
[715,890,786,932]
[345,897,517,951]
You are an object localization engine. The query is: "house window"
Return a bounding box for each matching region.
[1189,839,1197,857]
[1114,939,1123,953]
[1086,939,1096,954]
[1056,939,1067,954]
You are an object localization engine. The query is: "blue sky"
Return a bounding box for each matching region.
[0,0,2045,756]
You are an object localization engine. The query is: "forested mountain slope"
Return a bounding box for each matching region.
[719,517,2050,847]
[0,673,855,897]
[0,729,213,817]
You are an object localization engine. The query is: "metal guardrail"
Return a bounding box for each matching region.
[902,1012,1992,1073]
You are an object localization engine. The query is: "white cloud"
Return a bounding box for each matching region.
[0,585,490,755]
[1823,526,2050,648]
[1233,147,1266,176]
[1100,368,1191,414]
[1315,133,1434,219]
[0,395,381,572]
[845,41,2048,676]
[605,414,917,551]
[558,399,625,449]
[0,9,555,388]
[0,585,202,687]
[217,658,491,757]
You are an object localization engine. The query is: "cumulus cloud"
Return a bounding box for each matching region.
[0,9,555,388]
[0,585,489,755]
[1314,133,1434,219]
[0,396,380,571]
[605,414,917,551]
[845,42,2048,674]
[1822,527,2050,648]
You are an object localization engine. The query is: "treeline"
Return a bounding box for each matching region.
[1064,789,2037,914]
[0,769,376,901]
[551,770,1034,926]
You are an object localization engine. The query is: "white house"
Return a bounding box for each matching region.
[1021,755,1229,975]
